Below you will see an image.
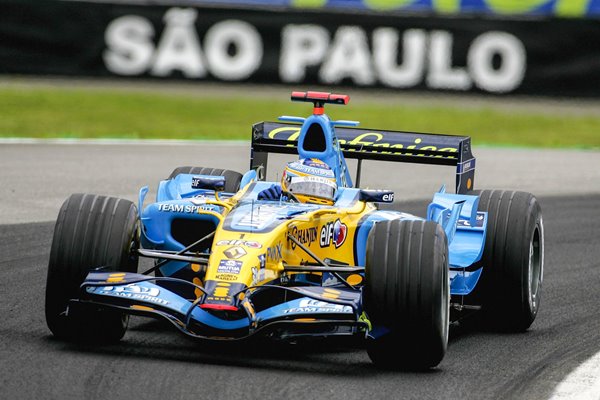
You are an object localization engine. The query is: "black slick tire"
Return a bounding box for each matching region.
[45,193,139,342]
[469,190,544,332]
[364,219,450,370]
[168,166,242,193]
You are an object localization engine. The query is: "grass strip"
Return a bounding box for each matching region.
[1,87,598,149]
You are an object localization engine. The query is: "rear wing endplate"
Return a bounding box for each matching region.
[250,122,476,194]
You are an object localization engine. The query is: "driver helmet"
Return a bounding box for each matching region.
[281,158,337,205]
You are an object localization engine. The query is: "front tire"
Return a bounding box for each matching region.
[45,194,139,342]
[364,219,449,370]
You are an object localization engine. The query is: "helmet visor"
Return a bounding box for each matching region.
[288,176,336,201]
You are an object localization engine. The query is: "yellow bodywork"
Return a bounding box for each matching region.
[202,184,376,289]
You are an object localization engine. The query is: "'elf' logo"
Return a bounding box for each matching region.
[320,219,347,248]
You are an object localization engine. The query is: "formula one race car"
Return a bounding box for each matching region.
[45,91,544,370]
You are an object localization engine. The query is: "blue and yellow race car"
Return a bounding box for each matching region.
[45,91,544,370]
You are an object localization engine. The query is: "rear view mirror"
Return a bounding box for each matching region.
[191,175,226,191]
[359,189,394,203]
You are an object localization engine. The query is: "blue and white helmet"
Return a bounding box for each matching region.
[281,159,337,205]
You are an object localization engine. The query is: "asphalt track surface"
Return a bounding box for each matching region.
[1,143,599,400]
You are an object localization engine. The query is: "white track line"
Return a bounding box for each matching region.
[549,351,600,400]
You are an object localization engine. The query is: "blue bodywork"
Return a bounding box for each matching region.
[278,113,358,187]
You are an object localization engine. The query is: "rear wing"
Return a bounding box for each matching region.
[250,121,476,194]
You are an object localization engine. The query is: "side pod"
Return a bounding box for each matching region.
[427,191,486,267]
[427,191,487,295]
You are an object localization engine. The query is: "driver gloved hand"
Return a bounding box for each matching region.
[257,184,282,200]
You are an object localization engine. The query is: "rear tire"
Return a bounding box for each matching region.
[364,219,449,370]
[168,166,242,193]
[469,190,544,332]
[45,194,139,342]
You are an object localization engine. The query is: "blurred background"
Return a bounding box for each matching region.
[1,0,600,149]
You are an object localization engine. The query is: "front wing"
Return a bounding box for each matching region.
[74,272,369,340]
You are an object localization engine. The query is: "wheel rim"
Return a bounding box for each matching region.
[440,258,450,347]
[528,224,543,312]
[442,275,449,346]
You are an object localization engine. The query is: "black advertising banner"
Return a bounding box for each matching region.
[1,1,600,96]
